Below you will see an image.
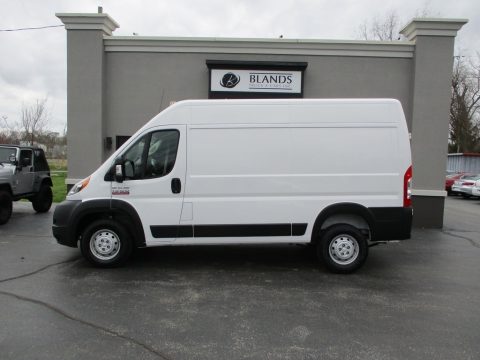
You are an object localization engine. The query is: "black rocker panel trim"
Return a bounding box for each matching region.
[151,223,308,239]
[292,223,308,236]
[151,225,193,238]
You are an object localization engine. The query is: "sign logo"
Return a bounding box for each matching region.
[249,73,293,90]
[220,72,240,88]
[211,69,302,94]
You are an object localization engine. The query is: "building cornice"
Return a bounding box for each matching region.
[400,18,468,41]
[104,36,415,58]
[56,13,119,35]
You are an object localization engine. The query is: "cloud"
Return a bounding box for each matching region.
[0,0,479,134]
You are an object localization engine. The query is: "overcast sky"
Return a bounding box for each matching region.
[1,0,479,133]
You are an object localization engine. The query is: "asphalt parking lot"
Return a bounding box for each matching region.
[0,197,479,360]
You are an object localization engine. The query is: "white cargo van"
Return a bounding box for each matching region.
[53,99,412,273]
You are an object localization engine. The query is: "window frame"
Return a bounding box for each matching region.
[107,129,180,182]
[19,149,33,168]
[143,130,180,179]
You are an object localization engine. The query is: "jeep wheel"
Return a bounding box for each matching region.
[32,184,53,213]
[80,219,133,267]
[0,190,13,225]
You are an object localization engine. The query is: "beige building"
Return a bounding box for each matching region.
[57,11,467,228]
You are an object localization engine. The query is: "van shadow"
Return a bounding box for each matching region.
[65,243,398,278]
[65,244,396,290]
[129,244,320,272]
[62,244,340,286]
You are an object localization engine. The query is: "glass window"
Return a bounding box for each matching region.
[116,136,131,150]
[33,149,49,171]
[19,150,33,167]
[122,135,147,180]
[145,131,180,179]
[0,147,16,163]
[119,130,179,181]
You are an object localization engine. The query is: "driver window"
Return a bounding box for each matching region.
[145,130,179,179]
[121,130,179,180]
[19,150,32,169]
[122,136,147,180]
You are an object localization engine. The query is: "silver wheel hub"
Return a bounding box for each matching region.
[329,234,359,265]
[90,229,121,261]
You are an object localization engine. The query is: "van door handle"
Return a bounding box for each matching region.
[171,178,181,194]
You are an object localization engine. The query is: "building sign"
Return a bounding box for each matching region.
[211,69,302,94]
[207,60,308,99]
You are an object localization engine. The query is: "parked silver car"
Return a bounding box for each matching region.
[452,174,480,198]
[472,179,480,197]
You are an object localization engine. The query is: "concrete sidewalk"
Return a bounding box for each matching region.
[0,198,479,360]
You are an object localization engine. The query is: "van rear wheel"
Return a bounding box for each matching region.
[80,219,132,267]
[317,224,368,273]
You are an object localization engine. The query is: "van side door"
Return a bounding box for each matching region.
[111,125,186,245]
[183,125,300,243]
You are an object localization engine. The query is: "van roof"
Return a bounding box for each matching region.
[171,98,400,107]
[146,98,405,127]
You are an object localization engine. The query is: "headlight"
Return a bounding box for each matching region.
[68,176,91,196]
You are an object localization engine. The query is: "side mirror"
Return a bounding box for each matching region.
[9,155,18,166]
[115,164,124,183]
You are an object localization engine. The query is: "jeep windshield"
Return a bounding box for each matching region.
[0,147,16,164]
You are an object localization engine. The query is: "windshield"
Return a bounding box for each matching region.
[462,174,480,181]
[0,147,16,163]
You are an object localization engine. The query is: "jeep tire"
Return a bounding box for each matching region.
[0,190,13,225]
[32,184,53,213]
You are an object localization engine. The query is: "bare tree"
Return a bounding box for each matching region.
[0,115,21,144]
[0,116,10,144]
[20,98,50,145]
[357,10,400,41]
[357,10,402,41]
[356,8,479,152]
[449,56,480,152]
[356,5,437,41]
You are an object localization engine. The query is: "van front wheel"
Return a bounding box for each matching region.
[80,219,132,267]
[318,224,368,273]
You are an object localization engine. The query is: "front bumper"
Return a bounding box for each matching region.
[52,200,81,247]
[452,185,474,195]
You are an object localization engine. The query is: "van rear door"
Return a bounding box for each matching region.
[111,125,187,244]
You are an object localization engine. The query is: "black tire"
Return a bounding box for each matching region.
[32,184,53,213]
[80,219,133,267]
[317,224,368,274]
[0,190,13,225]
[461,193,472,199]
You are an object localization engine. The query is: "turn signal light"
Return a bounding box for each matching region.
[404,166,412,207]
